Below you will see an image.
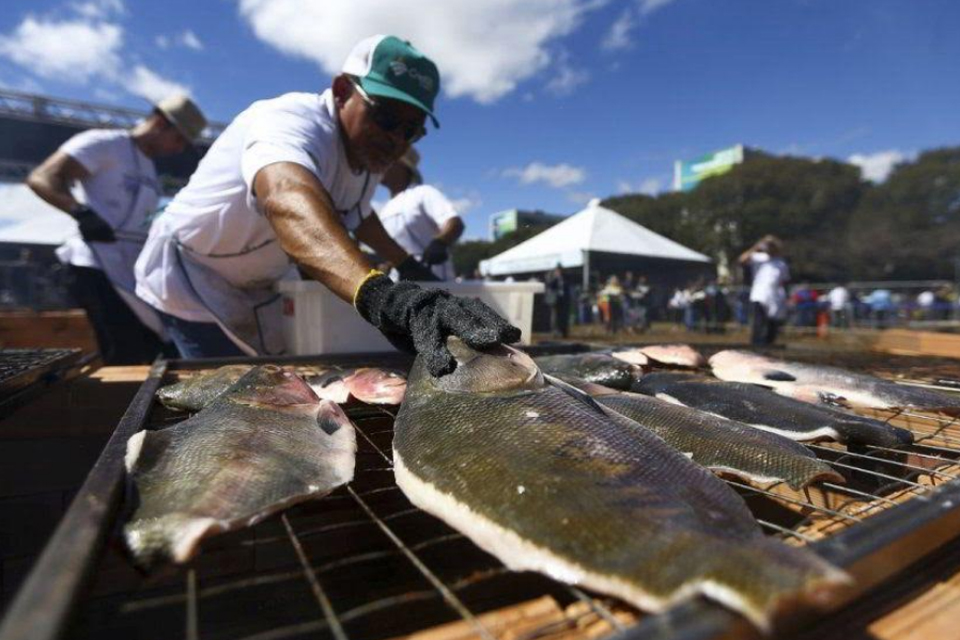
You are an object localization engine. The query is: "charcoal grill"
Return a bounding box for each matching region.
[0,348,84,417]
[4,346,960,640]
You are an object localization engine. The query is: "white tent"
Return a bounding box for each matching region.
[479,199,710,283]
[0,184,77,245]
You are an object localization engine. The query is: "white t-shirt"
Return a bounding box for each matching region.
[828,286,850,311]
[379,185,459,280]
[135,90,379,322]
[749,252,790,318]
[55,129,160,269]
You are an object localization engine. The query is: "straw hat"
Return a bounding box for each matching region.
[398,146,422,185]
[154,94,207,143]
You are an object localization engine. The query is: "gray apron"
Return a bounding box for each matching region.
[172,238,291,357]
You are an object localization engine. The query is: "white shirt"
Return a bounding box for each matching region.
[828,286,850,311]
[749,252,790,319]
[135,90,379,322]
[55,129,160,269]
[379,185,459,280]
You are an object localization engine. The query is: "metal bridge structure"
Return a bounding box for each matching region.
[0,89,226,195]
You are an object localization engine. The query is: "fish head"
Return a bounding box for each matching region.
[431,337,544,395]
[232,366,320,408]
[344,368,408,404]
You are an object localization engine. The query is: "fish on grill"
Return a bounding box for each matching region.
[612,344,706,369]
[560,376,841,489]
[395,338,849,630]
[533,353,640,390]
[634,373,913,447]
[125,366,356,566]
[157,365,252,411]
[157,365,406,411]
[711,350,960,415]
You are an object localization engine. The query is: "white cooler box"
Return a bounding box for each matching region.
[278,280,544,355]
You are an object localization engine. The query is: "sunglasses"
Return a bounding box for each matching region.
[349,78,427,144]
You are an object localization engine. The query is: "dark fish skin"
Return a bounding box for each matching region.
[395,339,849,631]
[156,365,252,411]
[126,366,356,567]
[558,376,842,489]
[634,373,914,447]
[711,350,960,416]
[534,353,640,390]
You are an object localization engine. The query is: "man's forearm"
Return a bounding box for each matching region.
[27,168,79,214]
[355,213,409,266]
[258,163,372,302]
[436,217,464,245]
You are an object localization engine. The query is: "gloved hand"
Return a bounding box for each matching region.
[421,238,449,266]
[355,273,521,376]
[396,255,440,282]
[71,205,116,243]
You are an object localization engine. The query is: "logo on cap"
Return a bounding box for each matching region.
[389,58,435,92]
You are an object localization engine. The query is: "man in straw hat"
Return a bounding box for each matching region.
[134,35,517,374]
[379,147,465,280]
[28,94,207,364]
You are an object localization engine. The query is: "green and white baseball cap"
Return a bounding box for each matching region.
[342,35,440,127]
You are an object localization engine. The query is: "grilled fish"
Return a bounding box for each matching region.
[534,353,640,390]
[711,350,960,415]
[157,365,252,411]
[126,366,356,566]
[560,376,841,489]
[634,373,913,447]
[157,365,406,411]
[610,344,706,369]
[395,338,849,630]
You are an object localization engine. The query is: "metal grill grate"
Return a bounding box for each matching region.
[7,352,960,640]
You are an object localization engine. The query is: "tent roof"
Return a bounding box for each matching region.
[479,200,711,276]
[0,184,77,245]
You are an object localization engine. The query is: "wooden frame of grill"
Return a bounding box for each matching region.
[4,346,960,640]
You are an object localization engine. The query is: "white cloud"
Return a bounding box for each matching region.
[237,0,600,103]
[848,150,908,183]
[638,0,678,15]
[0,17,123,83]
[545,52,589,96]
[127,65,190,102]
[602,10,635,50]
[617,176,663,195]
[155,34,170,49]
[181,30,203,51]
[0,184,77,245]
[504,162,586,189]
[450,196,481,215]
[71,0,125,20]
[601,0,678,52]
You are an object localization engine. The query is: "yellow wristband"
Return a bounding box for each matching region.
[353,269,386,309]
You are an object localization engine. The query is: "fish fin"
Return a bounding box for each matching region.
[317,400,349,435]
[544,374,608,413]
[763,369,796,382]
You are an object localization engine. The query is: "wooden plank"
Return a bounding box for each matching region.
[0,311,97,353]
[874,329,960,360]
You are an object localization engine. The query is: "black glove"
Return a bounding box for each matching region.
[421,238,449,266]
[71,205,115,243]
[356,274,521,376]
[396,255,441,282]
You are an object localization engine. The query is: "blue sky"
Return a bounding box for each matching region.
[0,0,957,240]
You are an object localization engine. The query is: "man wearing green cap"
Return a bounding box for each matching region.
[135,35,518,374]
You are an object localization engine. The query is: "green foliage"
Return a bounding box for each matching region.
[457,145,960,282]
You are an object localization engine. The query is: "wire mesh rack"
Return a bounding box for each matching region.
[5,348,960,640]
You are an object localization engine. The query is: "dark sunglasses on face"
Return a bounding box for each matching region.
[349,78,427,143]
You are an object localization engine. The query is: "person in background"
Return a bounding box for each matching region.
[134,35,516,372]
[378,147,464,281]
[739,235,790,346]
[828,283,851,328]
[28,94,206,364]
[544,265,570,338]
[599,275,624,334]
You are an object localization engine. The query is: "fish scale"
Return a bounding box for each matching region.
[395,340,849,631]
[125,366,356,566]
